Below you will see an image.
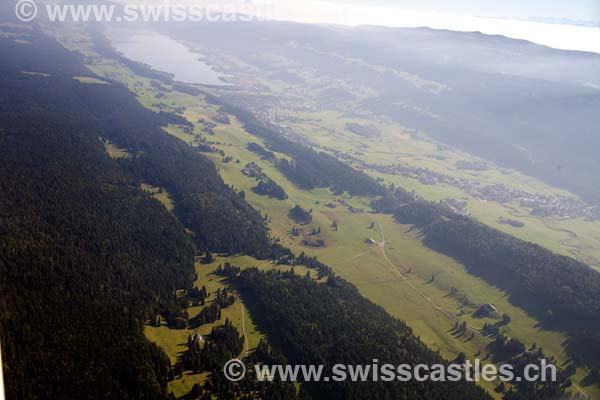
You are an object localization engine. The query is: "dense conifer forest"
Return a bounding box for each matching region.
[252,177,289,200]
[0,34,194,398]
[246,142,276,161]
[0,31,273,398]
[228,267,492,400]
[376,192,600,373]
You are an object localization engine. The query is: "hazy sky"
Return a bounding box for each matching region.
[333,0,600,21]
[250,0,600,53]
[120,0,600,53]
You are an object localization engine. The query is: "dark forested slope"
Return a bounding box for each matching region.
[0,38,192,399]
[228,267,491,400]
[377,193,600,372]
[0,29,273,398]
[390,199,600,329]
[6,29,273,258]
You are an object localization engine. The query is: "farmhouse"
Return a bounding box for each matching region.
[191,333,203,344]
[483,304,498,314]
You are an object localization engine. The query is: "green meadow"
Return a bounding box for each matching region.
[282,107,600,271]
[54,31,600,397]
[145,256,317,397]
[203,115,594,397]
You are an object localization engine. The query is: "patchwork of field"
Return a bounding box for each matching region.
[281,108,600,271]
[179,40,600,272]
[201,114,595,397]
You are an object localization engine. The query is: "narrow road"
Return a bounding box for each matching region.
[375,222,588,397]
[331,246,380,266]
[375,222,478,332]
[501,203,599,268]
[240,301,249,357]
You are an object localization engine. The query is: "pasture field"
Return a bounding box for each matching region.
[101,138,134,159]
[73,76,109,85]
[140,183,175,212]
[166,40,600,271]
[145,256,317,397]
[282,107,600,271]
[203,117,595,397]
[53,30,599,397]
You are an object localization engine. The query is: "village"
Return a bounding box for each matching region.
[364,162,600,221]
[223,95,600,223]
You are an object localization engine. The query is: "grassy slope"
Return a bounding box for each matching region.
[101,138,134,159]
[144,258,254,397]
[204,112,596,398]
[140,183,175,212]
[284,108,600,271]
[50,28,598,397]
[117,77,595,396]
[182,41,600,271]
[144,256,317,397]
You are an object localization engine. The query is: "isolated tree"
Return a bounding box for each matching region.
[495,382,506,393]
[191,383,202,398]
[203,251,214,264]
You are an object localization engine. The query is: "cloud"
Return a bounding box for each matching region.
[117,0,600,53]
[255,0,600,54]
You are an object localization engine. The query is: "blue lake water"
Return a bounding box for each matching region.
[109,31,230,85]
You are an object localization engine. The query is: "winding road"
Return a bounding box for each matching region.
[374,222,471,330]
[373,221,588,397]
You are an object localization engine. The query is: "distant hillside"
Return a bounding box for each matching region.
[167,21,600,203]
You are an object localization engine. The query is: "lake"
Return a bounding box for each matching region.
[109,31,230,85]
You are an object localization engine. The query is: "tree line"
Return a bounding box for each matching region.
[375,188,600,374]
[230,268,492,400]
[0,32,196,399]
[208,96,386,196]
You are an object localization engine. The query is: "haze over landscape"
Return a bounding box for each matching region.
[2,0,600,399]
[117,0,600,53]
